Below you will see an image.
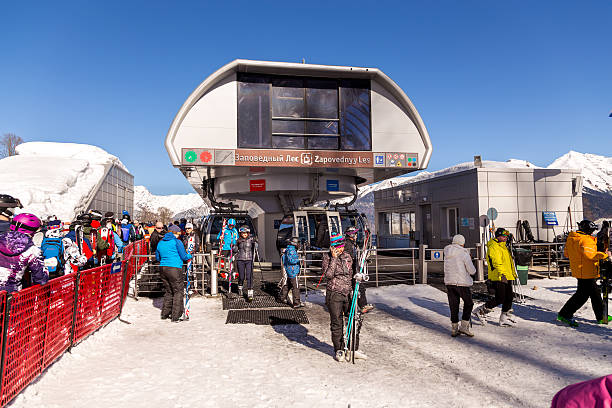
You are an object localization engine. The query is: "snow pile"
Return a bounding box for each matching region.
[0,142,129,221]
[11,278,611,408]
[134,185,207,218]
[548,151,612,193]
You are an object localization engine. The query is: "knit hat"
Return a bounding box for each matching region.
[452,234,465,246]
[330,233,345,248]
[168,225,181,233]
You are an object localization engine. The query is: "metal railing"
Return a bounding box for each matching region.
[513,242,569,277]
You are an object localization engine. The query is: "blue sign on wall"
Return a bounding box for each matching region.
[327,179,339,192]
[542,211,558,226]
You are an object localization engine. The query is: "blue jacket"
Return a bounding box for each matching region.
[217,227,238,251]
[113,231,125,255]
[282,244,300,278]
[156,233,192,269]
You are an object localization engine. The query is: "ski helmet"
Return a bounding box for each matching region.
[0,194,22,218]
[10,213,41,236]
[577,220,598,234]
[239,226,250,233]
[89,209,103,220]
[228,218,236,227]
[495,228,510,238]
[345,226,358,236]
[288,237,300,247]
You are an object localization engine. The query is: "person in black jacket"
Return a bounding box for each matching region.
[234,226,258,301]
[150,221,165,255]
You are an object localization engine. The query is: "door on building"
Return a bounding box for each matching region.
[421,204,432,246]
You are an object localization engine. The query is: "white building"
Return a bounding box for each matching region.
[375,160,583,249]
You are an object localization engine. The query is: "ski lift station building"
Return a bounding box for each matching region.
[165,59,433,262]
[374,161,584,250]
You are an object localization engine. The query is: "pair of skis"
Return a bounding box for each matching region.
[343,231,371,363]
[183,235,196,320]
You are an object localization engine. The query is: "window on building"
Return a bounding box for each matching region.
[401,212,416,234]
[447,207,459,238]
[391,213,401,235]
[237,73,371,151]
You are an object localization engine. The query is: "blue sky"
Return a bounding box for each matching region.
[1,1,611,194]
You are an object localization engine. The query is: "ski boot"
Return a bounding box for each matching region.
[293,303,304,309]
[238,286,243,297]
[472,305,491,326]
[451,323,459,337]
[345,350,368,361]
[335,350,345,362]
[556,314,578,327]
[596,315,611,325]
[500,312,516,327]
[361,304,375,313]
[247,289,254,302]
[459,320,474,337]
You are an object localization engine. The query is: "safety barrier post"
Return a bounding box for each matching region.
[374,247,379,287]
[210,250,218,296]
[0,295,12,399]
[119,261,128,315]
[419,244,428,284]
[475,243,485,282]
[68,271,81,350]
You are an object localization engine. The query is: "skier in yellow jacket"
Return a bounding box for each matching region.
[473,228,517,326]
[557,220,610,327]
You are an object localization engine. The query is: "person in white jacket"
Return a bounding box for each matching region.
[444,234,477,337]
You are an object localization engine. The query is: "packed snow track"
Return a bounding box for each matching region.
[10,278,611,408]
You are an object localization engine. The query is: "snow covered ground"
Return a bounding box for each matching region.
[10,278,611,408]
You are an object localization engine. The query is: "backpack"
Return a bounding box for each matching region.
[99,227,115,257]
[120,224,131,242]
[41,237,65,276]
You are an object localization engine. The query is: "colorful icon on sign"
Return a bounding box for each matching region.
[200,151,212,163]
[400,154,405,160]
[184,150,197,163]
[375,155,384,165]
[393,154,399,160]
[387,154,392,159]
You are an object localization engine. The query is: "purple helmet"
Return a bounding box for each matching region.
[10,213,41,236]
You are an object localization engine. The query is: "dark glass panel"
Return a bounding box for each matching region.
[306,79,338,119]
[306,121,338,135]
[308,136,339,150]
[272,135,306,149]
[272,78,304,118]
[272,120,304,135]
[237,81,271,148]
[340,80,371,151]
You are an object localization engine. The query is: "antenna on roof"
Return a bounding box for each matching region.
[474,155,483,168]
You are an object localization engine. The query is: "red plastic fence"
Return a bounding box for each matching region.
[0,240,148,407]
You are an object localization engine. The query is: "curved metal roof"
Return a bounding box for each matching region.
[165,59,432,167]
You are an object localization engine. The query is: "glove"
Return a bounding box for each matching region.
[501,275,508,283]
[354,273,365,282]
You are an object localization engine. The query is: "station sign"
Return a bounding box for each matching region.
[327,179,339,192]
[542,211,558,226]
[181,148,418,169]
[249,179,266,192]
[432,250,444,261]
